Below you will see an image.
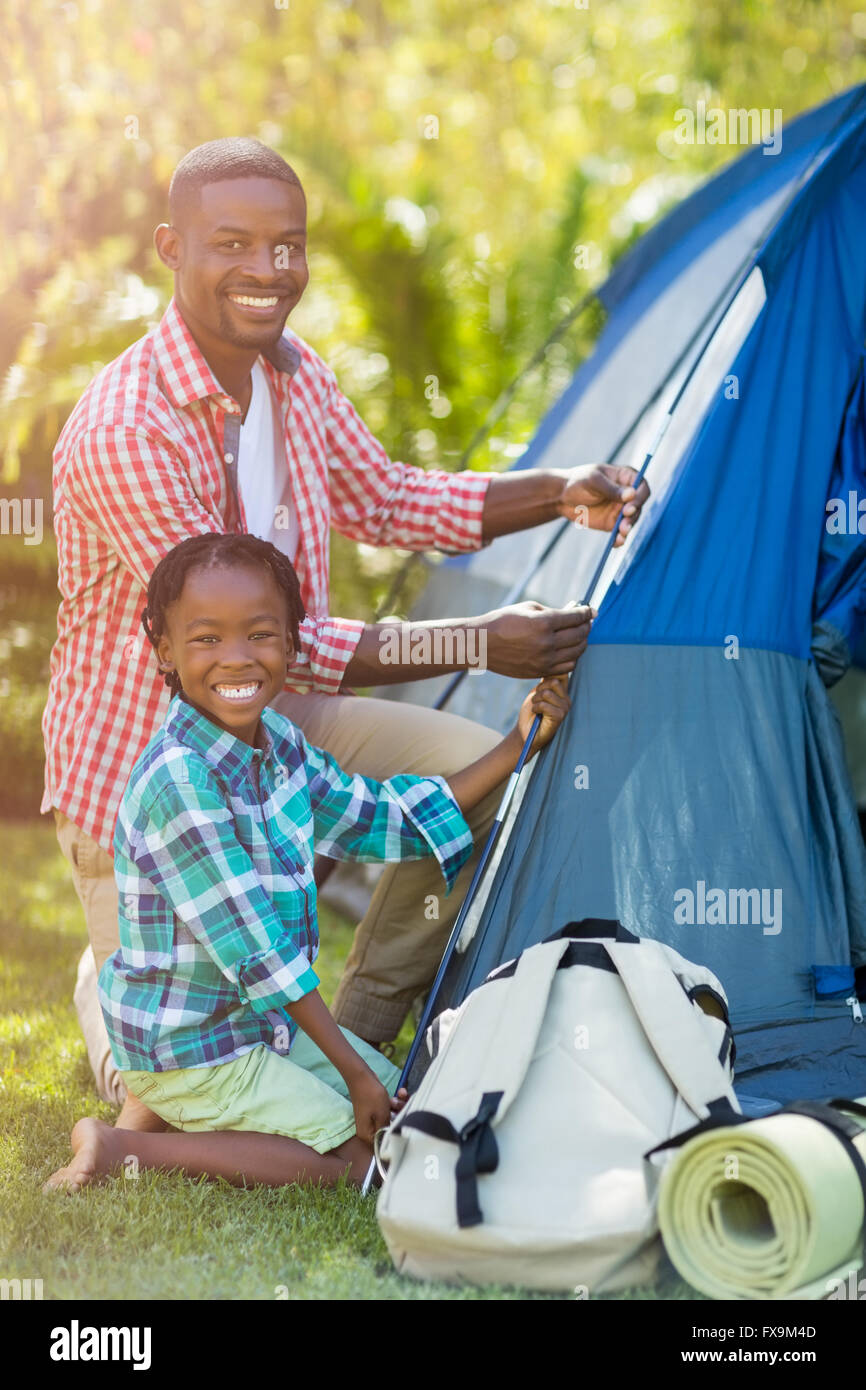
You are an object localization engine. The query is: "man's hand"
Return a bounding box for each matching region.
[483,601,595,679]
[557,464,650,546]
[349,1068,393,1144]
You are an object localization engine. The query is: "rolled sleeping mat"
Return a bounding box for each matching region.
[656,1099,866,1300]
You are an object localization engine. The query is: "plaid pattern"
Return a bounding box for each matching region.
[98,692,473,1071]
[42,296,492,853]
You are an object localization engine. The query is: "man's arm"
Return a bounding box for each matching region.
[325,365,648,554]
[344,603,595,685]
[480,465,650,544]
[319,366,650,686]
[341,458,650,684]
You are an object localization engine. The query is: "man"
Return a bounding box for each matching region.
[43,138,648,1127]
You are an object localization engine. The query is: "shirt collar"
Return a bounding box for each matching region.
[163,689,286,788]
[153,296,302,410]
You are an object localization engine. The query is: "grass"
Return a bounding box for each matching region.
[0,820,698,1301]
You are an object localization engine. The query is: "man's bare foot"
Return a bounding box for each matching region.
[43,1117,124,1194]
[116,1091,168,1132]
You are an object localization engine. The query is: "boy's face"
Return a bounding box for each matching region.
[156,563,295,746]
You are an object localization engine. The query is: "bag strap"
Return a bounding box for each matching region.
[477,935,574,1122]
[604,938,739,1120]
[393,937,572,1228]
[394,1094,502,1228]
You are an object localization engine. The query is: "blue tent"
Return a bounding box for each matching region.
[395,85,866,1111]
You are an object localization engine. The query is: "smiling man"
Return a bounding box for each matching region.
[43,138,648,1126]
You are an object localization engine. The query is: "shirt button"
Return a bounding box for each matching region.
[220,396,233,409]
[224,452,235,464]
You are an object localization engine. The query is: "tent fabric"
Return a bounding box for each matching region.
[392,86,866,1106]
[814,361,866,679]
[441,648,866,1035]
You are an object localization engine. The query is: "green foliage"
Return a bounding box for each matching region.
[1,0,866,815]
[4,0,865,487]
[0,547,57,819]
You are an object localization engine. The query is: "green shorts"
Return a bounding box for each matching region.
[121,1028,401,1154]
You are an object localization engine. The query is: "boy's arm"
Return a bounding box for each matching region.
[293,678,570,887]
[284,990,393,1140]
[299,733,474,895]
[445,676,572,816]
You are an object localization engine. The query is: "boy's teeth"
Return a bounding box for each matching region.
[229,294,279,306]
[215,682,260,700]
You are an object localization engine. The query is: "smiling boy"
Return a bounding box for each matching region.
[45,533,570,1193]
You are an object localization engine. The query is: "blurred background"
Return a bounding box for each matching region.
[3,0,866,821]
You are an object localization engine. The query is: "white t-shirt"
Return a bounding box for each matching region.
[237,359,299,563]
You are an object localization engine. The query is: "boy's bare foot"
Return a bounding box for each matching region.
[43,1117,122,1194]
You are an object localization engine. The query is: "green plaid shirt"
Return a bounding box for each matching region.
[98,691,473,1071]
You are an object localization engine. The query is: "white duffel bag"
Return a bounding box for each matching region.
[376,919,740,1293]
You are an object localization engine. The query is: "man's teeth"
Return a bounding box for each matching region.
[229,294,279,307]
[215,682,261,700]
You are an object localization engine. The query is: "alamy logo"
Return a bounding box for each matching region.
[674,881,782,936]
[673,101,782,156]
[0,497,43,545]
[826,492,866,534]
[826,1270,866,1299]
[0,1277,43,1299]
[378,623,487,672]
[49,1321,152,1371]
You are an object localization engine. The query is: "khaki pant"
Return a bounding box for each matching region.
[54,810,128,1106]
[56,694,502,1104]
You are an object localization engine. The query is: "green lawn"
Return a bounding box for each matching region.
[0,820,697,1301]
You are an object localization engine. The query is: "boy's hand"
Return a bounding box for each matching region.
[517,674,572,755]
[390,1086,409,1116]
[349,1069,393,1144]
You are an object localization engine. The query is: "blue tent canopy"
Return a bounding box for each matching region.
[395,86,866,1109]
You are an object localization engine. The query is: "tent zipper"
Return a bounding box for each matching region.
[846,995,863,1023]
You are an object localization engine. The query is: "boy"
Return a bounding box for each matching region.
[46,533,572,1192]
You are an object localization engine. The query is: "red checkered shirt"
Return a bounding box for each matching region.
[42,296,492,854]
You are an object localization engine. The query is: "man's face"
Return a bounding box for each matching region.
[171,177,309,351]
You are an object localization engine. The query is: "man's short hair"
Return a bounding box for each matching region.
[168,138,304,224]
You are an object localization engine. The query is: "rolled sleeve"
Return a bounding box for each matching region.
[287,614,365,695]
[384,773,475,894]
[134,770,319,1014]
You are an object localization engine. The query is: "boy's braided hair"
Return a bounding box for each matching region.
[140,533,305,698]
